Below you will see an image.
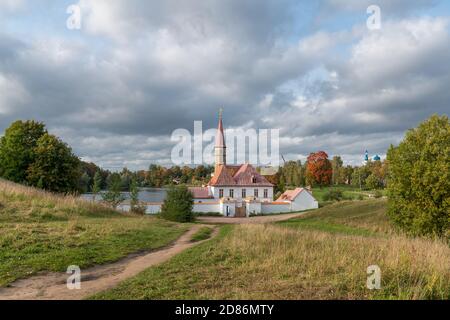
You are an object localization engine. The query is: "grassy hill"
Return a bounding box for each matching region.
[0,179,188,286]
[92,200,450,300]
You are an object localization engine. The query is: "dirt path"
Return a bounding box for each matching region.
[197,212,307,224]
[0,224,217,300]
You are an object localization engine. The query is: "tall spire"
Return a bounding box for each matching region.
[214,108,226,171]
[215,108,225,148]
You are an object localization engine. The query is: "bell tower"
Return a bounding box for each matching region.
[214,108,226,171]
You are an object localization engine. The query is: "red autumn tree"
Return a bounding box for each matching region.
[306,151,332,188]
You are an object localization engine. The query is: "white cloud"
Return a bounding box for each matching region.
[0,74,29,115]
[0,0,24,11]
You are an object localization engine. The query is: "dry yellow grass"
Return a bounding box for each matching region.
[0,178,117,220]
[94,222,450,300]
[217,225,450,299]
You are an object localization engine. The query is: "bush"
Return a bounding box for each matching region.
[357,194,364,201]
[160,186,194,223]
[102,173,125,209]
[323,189,344,202]
[373,190,383,199]
[387,115,450,237]
[131,204,147,215]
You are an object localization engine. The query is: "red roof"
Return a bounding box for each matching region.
[276,188,305,202]
[209,163,273,187]
[188,187,214,199]
[208,165,236,186]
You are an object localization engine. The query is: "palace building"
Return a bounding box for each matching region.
[185,112,318,217]
[123,112,319,217]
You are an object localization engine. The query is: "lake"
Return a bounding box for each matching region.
[81,188,167,203]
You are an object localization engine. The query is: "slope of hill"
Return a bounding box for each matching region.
[0,179,188,287]
[92,200,450,300]
[278,200,392,235]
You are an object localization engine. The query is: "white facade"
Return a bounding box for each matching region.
[290,190,319,211]
[118,187,318,217]
[210,186,273,202]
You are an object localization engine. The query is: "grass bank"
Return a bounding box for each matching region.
[0,179,188,287]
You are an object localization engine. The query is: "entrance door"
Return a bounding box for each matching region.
[235,206,246,218]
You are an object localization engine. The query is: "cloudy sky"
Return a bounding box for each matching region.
[0,0,449,170]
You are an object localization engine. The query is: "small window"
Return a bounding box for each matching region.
[254,189,259,197]
[242,189,246,198]
[252,176,257,183]
[219,189,224,198]
[264,189,268,198]
[229,189,234,198]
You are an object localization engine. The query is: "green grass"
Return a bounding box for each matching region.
[279,219,376,237]
[92,199,450,300]
[311,185,385,207]
[278,199,391,236]
[0,179,188,287]
[91,226,234,300]
[190,227,214,242]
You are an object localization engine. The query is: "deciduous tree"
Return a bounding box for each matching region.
[305,151,332,188]
[0,120,47,183]
[26,133,80,193]
[387,114,449,237]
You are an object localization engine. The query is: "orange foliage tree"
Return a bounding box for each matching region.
[306,151,332,188]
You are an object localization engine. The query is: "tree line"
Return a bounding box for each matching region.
[78,163,214,194]
[269,152,388,196]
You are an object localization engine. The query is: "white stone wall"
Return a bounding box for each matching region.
[194,198,218,203]
[220,201,236,217]
[246,202,262,215]
[117,189,318,217]
[118,203,162,214]
[261,203,291,214]
[193,203,221,213]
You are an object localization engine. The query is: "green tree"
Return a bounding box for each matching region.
[387,115,450,237]
[79,172,91,193]
[160,186,194,222]
[366,173,383,190]
[129,176,146,214]
[0,120,47,183]
[102,173,125,209]
[92,171,102,201]
[26,133,81,193]
[331,156,344,185]
[351,165,372,190]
